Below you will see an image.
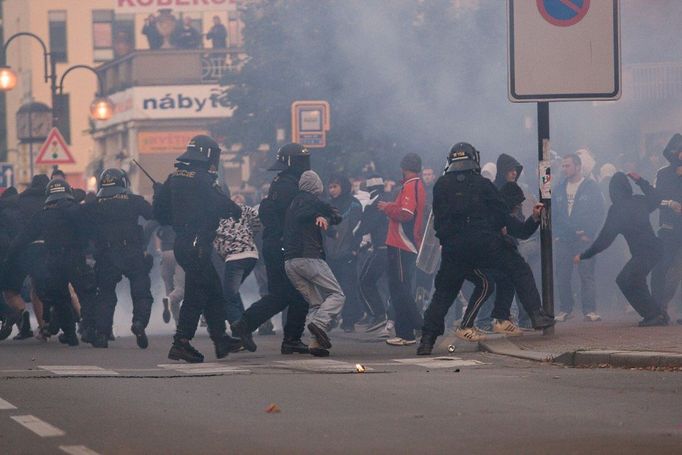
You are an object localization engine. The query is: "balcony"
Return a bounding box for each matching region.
[624,62,682,102]
[96,48,245,96]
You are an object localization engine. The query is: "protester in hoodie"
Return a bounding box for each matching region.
[576,172,668,326]
[284,170,343,357]
[355,175,390,332]
[325,173,362,332]
[651,134,682,323]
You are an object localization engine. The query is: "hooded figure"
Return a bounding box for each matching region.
[651,133,682,318]
[578,172,667,325]
[481,162,497,182]
[494,154,523,189]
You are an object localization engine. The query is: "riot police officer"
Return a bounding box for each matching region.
[153,135,242,363]
[83,168,154,349]
[4,180,97,346]
[417,143,554,355]
[231,143,311,355]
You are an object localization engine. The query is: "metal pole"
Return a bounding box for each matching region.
[537,101,554,336]
[28,106,34,178]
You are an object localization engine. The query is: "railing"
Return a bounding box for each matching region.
[625,62,682,102]
[95,48,245,95]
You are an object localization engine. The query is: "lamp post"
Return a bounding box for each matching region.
[0,32,113,175]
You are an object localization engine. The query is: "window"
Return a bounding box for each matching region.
[48,11,67,62]
[92,10,135,62]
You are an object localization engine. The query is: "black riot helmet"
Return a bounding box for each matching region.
[445,142,481,173]
[177,135,222,168]
[97,168,129,197]
[45,179,74,204]
[268,143,311,172]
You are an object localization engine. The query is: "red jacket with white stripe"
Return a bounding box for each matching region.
[383,177,426,254]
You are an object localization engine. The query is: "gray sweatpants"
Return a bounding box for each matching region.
[284,258,345,334]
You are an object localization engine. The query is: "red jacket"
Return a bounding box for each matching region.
[383,177,425,253]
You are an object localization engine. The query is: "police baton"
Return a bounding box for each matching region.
[132,159,157,186]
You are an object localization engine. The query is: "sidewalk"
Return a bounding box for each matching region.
[480,313,682,368]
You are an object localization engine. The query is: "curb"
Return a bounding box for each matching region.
[479,338,682,369]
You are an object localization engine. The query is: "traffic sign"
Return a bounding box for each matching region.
[537,0,590,27]
[291,101,330,148]
[508,0,620,102]
[0,163,14,188]
[36,128,75,165]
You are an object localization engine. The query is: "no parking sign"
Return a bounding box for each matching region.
[508,0,620,102]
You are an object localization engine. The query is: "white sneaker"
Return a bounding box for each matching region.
[492,319,524,337]
[385,337,417,346]
[554,311,572,322]
[584,312,602,322]
[378,320,395,338]
[455,327,487,342]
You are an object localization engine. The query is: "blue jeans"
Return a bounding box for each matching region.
[223,258,257,326]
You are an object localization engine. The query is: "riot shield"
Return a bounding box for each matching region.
[416,210,441,274]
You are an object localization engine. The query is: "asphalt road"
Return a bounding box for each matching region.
[1,330,681,454]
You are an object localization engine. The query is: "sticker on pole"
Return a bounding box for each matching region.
[537,0,590,27]
[508,0,620,102]
[539,160,552,199]
[36,128,75,165]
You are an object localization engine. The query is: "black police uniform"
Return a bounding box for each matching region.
[153,141,241,361]
[83,178,154,345]
[419,144,553,354]
[234,162,310,353]
[5,181,97,345]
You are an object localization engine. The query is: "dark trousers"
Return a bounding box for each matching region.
[223,257,257,326]
[387,247,422,340]
[174,237,226,340]
[95,246,153,333]
[359,247,388,319]
[462,269,496,328]
[556,239,596,315]
[328,255,362,328]
[33,250,97,336]
[241,240,308,341]
[423,236,542,337]
[651,228,682,311]
[617,255,662,319]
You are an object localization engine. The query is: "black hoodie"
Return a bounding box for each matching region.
[581,173,662,261]
[494,154,523,189]
[655,133,682,231]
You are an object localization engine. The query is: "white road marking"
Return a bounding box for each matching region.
[0,396,17,410]
[38,366,120,376]
[275,359,374,373]
[157,363,251,375]
[59,445,102,455]
[11,415,65,437]
[393,357,486,368]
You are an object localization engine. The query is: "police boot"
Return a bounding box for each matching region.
[231,319,257,352]
[281,338,309,355]
[58,331,79,347]
[168,338,204,363]
[47,307,61,336]
[131,321,149,349]
[91,330,109,348]
[530,308,555,330]
[13,310,32,340]
[80,326,95,344]
[212,335,241,359]
[416,332,437,356]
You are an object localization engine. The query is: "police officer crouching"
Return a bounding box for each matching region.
[4,180,98,346]
[417,143,554,355]
[83,169,154,349]
[153,135,242,363]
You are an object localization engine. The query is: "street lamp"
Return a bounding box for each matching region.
[0,32,113,126]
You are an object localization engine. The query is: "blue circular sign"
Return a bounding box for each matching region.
[537,0,591,27]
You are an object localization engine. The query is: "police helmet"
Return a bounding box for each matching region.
[445,142,480,173]
[177,135,222,167]
[268,143,311,171]
[97,168,129,197]
[45,179,74,204]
